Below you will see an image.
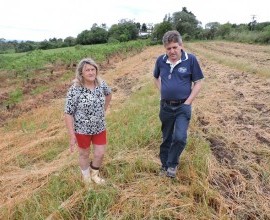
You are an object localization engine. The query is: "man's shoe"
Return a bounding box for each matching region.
[166,167,177,178]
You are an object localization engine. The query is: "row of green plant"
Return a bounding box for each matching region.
[0,40,150,111]
[0,40,150,79]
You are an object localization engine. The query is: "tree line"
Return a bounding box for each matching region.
[152,7,270,44]
[1,7,269,54]
[0,19,147,53]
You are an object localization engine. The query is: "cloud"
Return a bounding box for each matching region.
[1,0,269,41]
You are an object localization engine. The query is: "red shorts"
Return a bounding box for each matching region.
[75,130,107,148]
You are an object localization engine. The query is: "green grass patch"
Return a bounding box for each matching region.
[40,138,69,162]
[30,85,49,95]
[14,137,68,168]
[6,166,83,219]
[5,88,23,107]
[60,70,74,81]
[107,84,161,153]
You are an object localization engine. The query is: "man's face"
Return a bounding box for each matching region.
[165,42,183,62]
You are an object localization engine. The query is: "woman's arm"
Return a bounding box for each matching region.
[64,113,77,152]
[105,93,112,111]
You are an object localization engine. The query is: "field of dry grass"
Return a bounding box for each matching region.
[185,41,270,219]
[0,41,269,219]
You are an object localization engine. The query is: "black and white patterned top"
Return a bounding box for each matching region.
[64,81,112,135]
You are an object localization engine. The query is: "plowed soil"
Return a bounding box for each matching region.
[188,42,270,218]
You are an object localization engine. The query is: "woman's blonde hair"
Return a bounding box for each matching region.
[73,58,102,87]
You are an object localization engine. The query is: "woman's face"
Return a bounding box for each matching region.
[82,64,97,83]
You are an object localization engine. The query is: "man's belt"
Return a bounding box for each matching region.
[162,99,187,106]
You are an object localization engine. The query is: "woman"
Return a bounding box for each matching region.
[64,58,112,185]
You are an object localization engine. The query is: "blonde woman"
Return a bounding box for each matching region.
[64,58,112,185]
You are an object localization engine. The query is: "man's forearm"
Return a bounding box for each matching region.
[185,80,202,105]
[154,77,161,90]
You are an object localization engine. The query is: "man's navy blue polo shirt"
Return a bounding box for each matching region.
[153,50,204,100]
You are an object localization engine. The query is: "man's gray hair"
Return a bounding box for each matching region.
[162,30,182,46]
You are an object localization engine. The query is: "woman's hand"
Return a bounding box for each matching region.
[65,114,77,153]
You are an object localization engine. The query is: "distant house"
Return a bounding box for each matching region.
[138,23,153,39]
[138,32,150,38]
[146,23,154,33]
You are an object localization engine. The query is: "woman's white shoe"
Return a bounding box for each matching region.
[90,169,105,184]
[82,175,92,185]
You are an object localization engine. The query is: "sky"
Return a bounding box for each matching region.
[1,0,269,42]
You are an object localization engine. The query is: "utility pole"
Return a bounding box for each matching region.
[251,15,256,31]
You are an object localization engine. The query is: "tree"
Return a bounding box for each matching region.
[15,41,37,52]
[38,40,54,50]
[108,19,138,42]
[76,24,108,45]
[88,25,108,44]
[141,23,147,32]
[136,22,141,31]
[172,7,200,40]
[253,22,270,31]
[256,25,270,43]
[152,21,173,43]
[204,22,220,39]
[64,36,76,47]
[217,23,232,39]
[48,38,64,48]
[101,23,107,30]
[0,39,17,53]
[76,30,91,45]
[163,13,172,22]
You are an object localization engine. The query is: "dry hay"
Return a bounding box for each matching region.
[189,42,270,218]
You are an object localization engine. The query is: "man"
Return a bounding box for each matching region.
[153,30,204,178]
